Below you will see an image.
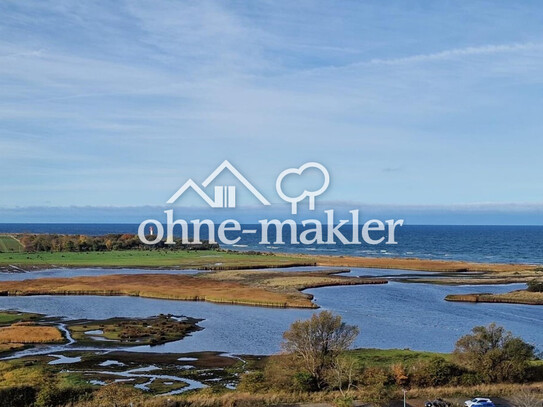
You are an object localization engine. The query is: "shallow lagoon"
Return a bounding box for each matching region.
[0,267,540,355]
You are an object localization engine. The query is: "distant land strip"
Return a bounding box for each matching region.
[445,290,543,306]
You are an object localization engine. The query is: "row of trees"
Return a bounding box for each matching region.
[17,234,218,252]
[240,312,538,402]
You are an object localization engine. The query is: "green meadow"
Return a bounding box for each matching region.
[0,249,313,270]
[348,348,451,367]
[0,236,23,253]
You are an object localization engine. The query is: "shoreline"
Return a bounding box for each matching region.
[0,249,541,306]
[445,290,543,305]
[0,248,541,273]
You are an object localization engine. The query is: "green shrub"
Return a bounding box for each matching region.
[527,280,543,292]
[409,357,462,387]
[292,371,318,392]
[237,371,268,393]
[0,386,36,407]
[35,383,93,407]
[335,395,355,407]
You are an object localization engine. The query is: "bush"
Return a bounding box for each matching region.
[35,382,93,407]
[409,358,463,387]
[334,395,355,407]
[527,280,543,292]
[359,367,394,406]
[237,371,268,393]
[261,354,302,392]
[454,323,535,383]
[0,386,36,407]
[292,371,319,392]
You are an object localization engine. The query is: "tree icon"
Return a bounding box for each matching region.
[276,162,330,215]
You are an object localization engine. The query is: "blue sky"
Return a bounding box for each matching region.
[1,1,543,223]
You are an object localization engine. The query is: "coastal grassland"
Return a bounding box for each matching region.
[0,249,314,271]
[0,269,386,308]
[0,235,22,253]
[1,245,541,277]
[446,290,543,305]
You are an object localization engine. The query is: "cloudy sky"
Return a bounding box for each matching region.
[1,1,543,223]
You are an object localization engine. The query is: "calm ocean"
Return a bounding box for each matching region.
[1,223,542,265]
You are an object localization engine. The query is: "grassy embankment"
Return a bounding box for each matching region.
[0,269,385,308]
[0,236,23,253]
[446,290,543,305]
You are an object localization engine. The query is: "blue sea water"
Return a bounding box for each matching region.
[1,223,542,264]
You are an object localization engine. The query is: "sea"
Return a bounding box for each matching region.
[1,223,542,264]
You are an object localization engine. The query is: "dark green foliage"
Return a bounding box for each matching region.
[409,357,464,387]
[35,382,93,407]
[292,371,319,392]
[453,323,535,383]
[0,386,36,407]
[237,371,268,393]
[527,280,543,292]
[17,233,217,252]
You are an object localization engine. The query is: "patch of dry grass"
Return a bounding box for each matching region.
[0,270,386,308]
[0,324,64,344]
[446,290,543,305]
[297,253,540,273]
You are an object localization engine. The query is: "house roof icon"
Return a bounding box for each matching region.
[167,160,271,208]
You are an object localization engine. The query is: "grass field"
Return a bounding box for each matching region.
[1,244,541,276]
[0,311,41,326]
[0,249,314,271]
[0,236,23,253]
[347,348,451,367]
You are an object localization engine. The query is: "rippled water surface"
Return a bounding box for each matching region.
[0,268,539,355]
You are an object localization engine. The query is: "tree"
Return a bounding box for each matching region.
[453,323,535,383]
[282,311,359,388]
[327,354,359,397]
